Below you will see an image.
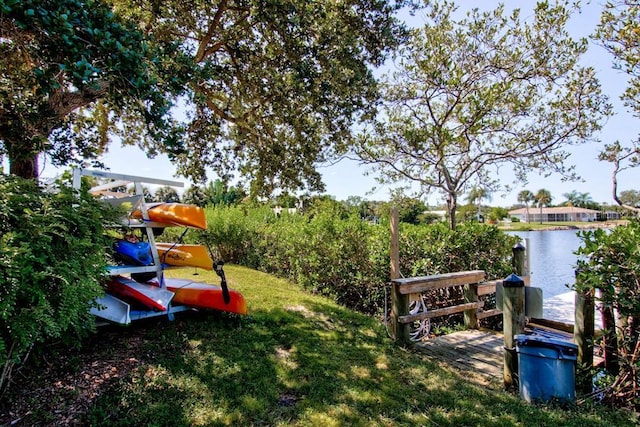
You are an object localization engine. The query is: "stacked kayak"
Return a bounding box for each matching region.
[131,203,207,229]
[76,168,249,325]
[106,276,174,312]
[153,278,246,315]
[156,243,214,270]
[105,275,247,316]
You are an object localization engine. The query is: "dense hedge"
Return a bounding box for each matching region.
[187,205,519,315]
[0,176,116,393]
[576,220,640,410]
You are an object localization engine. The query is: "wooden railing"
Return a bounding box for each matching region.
[387,208,598,389]
[391,270,502,345]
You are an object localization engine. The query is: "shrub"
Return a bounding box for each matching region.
[200,205,261,262]
[0,176,116,394]
[399,222,516,279]
[196,206,517,318]
[575,220,640,410]
[287,211,383,313]
[190,205,280,266]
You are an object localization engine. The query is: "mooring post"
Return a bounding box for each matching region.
[390,207,410,345]
[390,207,400,282]
[512,242,526,277]
[503,273,525,389]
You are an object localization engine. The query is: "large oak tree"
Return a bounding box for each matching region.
[110,0,412,195]
[1,0,412,197]
[355,1,611,229]
[0,0,189,178]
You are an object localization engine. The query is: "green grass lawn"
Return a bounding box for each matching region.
[50,267,640,425]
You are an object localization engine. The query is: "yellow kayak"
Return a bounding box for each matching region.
[156,243,213,270]
[131,203,207,230]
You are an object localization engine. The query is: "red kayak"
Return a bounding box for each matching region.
[106,276,175,311]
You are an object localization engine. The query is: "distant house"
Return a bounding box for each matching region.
[273,206,298,216]
[509,206,599,223]
[602,210,622,220]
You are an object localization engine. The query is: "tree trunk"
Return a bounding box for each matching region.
[447,192,457,230]
[539,205,543,224]
[611,154,640,214]
[3,85,109,180]
[9,155,39,179]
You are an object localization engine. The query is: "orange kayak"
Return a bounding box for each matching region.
[131,203,206,229]
[162,278,247,315]
[156,243,213,270]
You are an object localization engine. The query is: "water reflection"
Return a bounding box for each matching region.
[508,229,583,299]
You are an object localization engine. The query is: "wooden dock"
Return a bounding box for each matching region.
[386,265,598,385]
[415,329,504,380]
[414,327,589,383]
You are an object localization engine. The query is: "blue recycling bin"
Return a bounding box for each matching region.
[515,334,578,402]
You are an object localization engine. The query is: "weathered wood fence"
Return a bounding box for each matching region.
[390,270,501,343]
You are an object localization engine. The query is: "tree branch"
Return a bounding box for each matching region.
[47,83,109,121]
[611,148,640,214]
[195,0,228,62]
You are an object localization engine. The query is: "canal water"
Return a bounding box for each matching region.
[507,229,588,323]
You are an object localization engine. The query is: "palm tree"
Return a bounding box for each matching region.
[576,192,594,209]
[563,190,596,209]
[182,185,208,207]
[534,189,552,224]
[517,190,535,223]
[562,190,579,207]
[128,185,153,202]
[466,187,491,221]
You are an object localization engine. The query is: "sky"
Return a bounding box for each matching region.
[27,1,640,207]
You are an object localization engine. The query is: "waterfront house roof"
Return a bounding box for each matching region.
[508,206,599,215]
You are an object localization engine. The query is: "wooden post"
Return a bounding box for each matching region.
[390,207,400,282]
[503,274,525,389]
[463,283,479,329]
[598,287,620,375]
[512,242,526,277]
[390,207,410,344]
[574,288,595,393]
[392,284,410,345]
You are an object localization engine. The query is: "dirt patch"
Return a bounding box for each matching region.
[0,325,150,426]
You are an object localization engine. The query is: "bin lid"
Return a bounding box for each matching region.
[515,334,577,350]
